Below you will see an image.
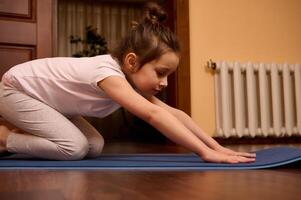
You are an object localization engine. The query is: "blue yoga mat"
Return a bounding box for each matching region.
[0,146,301,170]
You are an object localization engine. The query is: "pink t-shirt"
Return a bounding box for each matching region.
[1,55,125,118]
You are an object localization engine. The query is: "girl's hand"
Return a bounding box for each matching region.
[215,146,256,158]
[200,149,256,164]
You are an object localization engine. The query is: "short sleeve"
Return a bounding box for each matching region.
[90,64,126,90]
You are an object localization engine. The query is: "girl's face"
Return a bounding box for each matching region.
[125,51,179,98]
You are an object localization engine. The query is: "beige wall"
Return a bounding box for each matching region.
[189,0,301,136]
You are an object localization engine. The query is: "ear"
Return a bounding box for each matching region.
[124,53,139,73]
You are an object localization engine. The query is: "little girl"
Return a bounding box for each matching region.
[0,3,255,162]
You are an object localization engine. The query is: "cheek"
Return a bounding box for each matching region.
[147,72,159,85]
[139,76,154,87]
[137,72,157,88]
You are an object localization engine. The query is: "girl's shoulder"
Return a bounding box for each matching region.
[94,54,118,65]
[93,54,122,71]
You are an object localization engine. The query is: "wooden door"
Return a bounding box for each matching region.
[0,0,54,78]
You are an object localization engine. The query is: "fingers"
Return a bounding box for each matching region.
[238,156,256,163]
[227,155,256,164]
[235,152,256,158]
[202,149,256,164]
[218,147,256,158]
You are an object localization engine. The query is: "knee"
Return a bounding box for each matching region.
[60,138,89,161]
[87,134,105,158]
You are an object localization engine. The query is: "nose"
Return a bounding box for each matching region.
[159,77,168,89]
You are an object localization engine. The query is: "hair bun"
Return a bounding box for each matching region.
[143,2,167,24]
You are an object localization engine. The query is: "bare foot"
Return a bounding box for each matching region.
[0,125,10,153]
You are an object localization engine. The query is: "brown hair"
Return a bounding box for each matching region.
[111,2,180,68]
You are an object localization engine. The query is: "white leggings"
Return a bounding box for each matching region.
[0,82,104,160]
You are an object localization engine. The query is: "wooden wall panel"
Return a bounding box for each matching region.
[0,20,36,45]
[0,0,36,76]
[0,0,29,15]
[0,45,35,77]
[0,0,36,21]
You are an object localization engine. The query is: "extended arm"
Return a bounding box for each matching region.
[149,96,256,158]
[149,96,219,148]
[99,76,255,163]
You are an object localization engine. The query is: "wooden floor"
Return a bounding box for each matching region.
[0,143,301,200]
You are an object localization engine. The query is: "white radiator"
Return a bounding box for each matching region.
[213,61,301,137]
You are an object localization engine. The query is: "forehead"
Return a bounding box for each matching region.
[152,51,179,69]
